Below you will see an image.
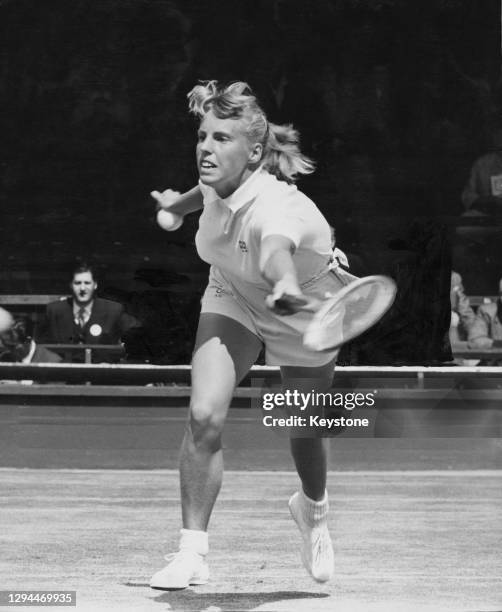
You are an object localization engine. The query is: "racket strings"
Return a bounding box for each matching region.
[304,277,397,352]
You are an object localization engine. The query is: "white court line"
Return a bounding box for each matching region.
[0,468,501,476]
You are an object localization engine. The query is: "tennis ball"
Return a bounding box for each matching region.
[0,307,14,334]
[157,209,183,231]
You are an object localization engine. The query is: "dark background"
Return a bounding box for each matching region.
[0,0,501,361]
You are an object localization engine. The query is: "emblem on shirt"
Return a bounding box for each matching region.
[238,240,248,253]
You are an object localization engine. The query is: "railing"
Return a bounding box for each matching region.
[40,344,125,364]
[468,296,498,307]
[0,294,499,309]
[0,365,500,440]
[0,362,501,388]
[449,343,502,359]
[33,343,501,365]
[2,297,501,364]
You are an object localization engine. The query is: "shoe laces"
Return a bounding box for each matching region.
[311,526,331,564]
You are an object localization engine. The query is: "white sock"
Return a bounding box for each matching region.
[299,489,329,525]
[179,529,209,556]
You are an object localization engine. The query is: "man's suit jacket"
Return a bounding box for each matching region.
[0,344,62,364]
[40,297,135,345]
[0,344,62,384]
[31,345,62,363]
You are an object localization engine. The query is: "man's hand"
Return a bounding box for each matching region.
[467,337,493,349]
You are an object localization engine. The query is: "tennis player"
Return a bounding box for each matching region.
[150,81,355,590]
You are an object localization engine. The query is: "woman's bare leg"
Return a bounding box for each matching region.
[280,358,336,500]
[180,314,262,530]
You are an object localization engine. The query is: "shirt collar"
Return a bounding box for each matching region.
[73,301,93,317]
[221,165,268,213]
[21,340,37,364]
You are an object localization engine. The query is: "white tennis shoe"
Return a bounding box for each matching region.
[289,491,334,583]
[150,550,209,590]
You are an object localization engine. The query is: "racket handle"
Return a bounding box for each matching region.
[265,293,320,315]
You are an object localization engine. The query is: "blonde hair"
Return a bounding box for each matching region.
[187,80,314,183]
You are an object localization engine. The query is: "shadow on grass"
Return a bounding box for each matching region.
[125,583,329,611]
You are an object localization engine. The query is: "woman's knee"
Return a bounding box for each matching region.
[188,399,227,451]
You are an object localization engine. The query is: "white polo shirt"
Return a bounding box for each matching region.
[195,168,333,290]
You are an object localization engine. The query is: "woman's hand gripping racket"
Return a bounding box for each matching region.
[266,275,397,351]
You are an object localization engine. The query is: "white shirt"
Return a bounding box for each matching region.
[18,339,37,385]
[21,340,37,364]
[196,168,333,289]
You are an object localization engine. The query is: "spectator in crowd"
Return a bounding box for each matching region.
[449,271,475,343]
[38,263,139,361]
[353,220,453,436]
[1,316,62,384]
[344,219,453,366]
[455,131,502,295]
[461,129,502,216]
[467,278,502,364]
[0,315,61,368]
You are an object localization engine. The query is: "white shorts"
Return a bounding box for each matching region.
[200,265,358,367]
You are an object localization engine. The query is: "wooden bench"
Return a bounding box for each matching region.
[0,295,66,307]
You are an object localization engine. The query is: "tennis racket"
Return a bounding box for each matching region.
[303,275,397,352]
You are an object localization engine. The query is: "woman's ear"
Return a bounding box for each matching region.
[249,142,263,164]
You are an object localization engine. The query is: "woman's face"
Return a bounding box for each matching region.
[196,109,260,198]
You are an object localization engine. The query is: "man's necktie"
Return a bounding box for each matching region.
[77,307,86,328]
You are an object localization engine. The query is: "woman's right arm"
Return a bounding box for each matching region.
[150,185,203,216]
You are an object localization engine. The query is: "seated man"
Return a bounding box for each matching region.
[1,316,61,383]
[449,271,475,343]
[467,278,502,365]
[461,129,502,216]
[1,315,61,364]
[38,263,138,361]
